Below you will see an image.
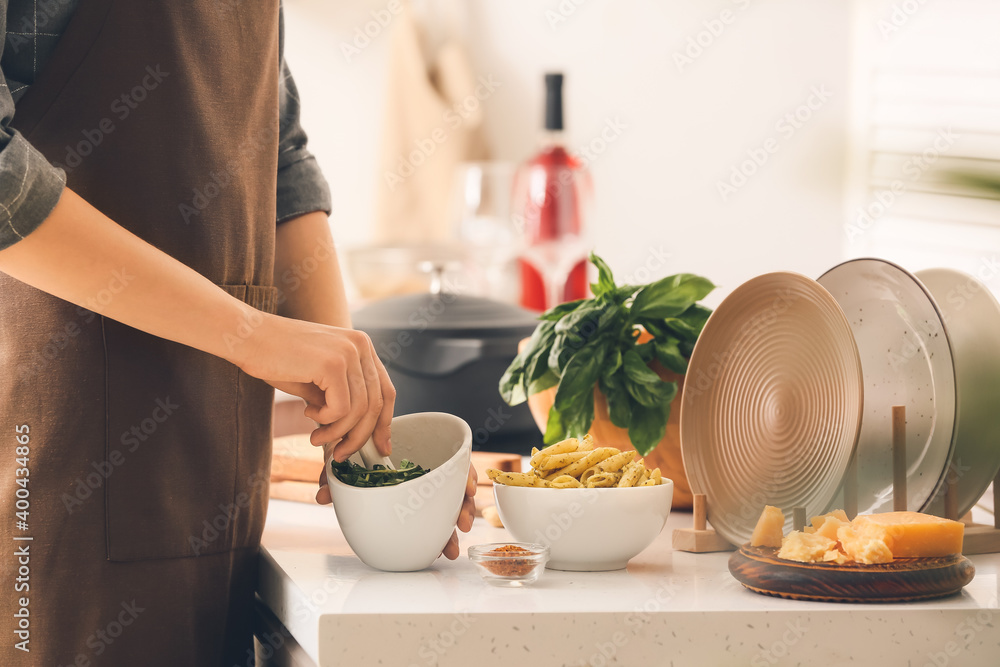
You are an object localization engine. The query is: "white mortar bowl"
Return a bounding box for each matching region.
[325,413,472,572]
[493,480,673,571]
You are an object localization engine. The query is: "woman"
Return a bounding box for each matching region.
[0,1,475,665]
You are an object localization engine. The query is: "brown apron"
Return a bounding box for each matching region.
[1,0,280,664]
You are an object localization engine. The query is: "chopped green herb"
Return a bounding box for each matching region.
[330,458,432,487]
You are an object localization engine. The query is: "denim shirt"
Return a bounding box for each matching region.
[0,0,332,251]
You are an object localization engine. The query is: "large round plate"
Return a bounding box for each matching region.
[680,272,863,546]
[917,268,1000,518]
[818,258,956,515]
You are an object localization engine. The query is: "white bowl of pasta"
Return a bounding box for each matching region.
[488,438,674,571]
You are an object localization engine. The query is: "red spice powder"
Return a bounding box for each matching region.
[481,545,538,577]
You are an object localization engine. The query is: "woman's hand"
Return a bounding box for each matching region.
[234,312,395,462]
[442,464,478,559]
[315,463,477,560]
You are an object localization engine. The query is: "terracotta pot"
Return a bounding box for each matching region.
[522,335,693,509]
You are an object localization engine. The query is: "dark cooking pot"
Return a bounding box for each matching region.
[352,293,541,452]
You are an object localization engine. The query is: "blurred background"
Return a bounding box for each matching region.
[269,0,1000,455]
[284,0,1000,307]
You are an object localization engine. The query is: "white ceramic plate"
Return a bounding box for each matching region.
[917,268,1000,518]
[680,272,863,545]
[818,258,956,515]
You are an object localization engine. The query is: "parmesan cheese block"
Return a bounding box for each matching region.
[851,512,964,558]
[822,548,848,565]
[777,531,836,563]
[836,523,894,564]
[809,509,849,530]
[814,515,848,542]
[750,505,785,548]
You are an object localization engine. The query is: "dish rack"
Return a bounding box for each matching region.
[674,404,1000,554]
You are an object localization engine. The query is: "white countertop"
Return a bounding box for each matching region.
[258,499,1000,666]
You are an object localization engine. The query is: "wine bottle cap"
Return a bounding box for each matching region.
[544,73,564,131]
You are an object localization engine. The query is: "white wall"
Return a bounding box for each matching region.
[284,0,852,306]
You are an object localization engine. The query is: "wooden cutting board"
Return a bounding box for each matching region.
[729,544,975,603]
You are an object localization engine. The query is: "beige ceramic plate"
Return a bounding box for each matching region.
[818,259,956,516]
[680,272,863,546]
[917,268,1000,518]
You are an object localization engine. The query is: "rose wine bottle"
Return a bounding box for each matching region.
[514,73,591,311]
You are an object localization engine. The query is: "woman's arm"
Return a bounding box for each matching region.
[275,211,475,559]
[0,187,392,458]
[271,210,395,457]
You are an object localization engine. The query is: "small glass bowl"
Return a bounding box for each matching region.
[468,543,549,587]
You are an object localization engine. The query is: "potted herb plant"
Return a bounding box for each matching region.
[499,253,715,508]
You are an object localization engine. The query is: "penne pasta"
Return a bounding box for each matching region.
[596,450,635,473]
[487,470,540,487]
[537,451,591,471]
[550,475,583,488]
[616,461,644,488]
[558,447,619,479]
[490,438,666,490]
[585,472,622,488]
[528,439,579,469]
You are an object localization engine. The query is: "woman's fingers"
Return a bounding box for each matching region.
[268,380,325,407]
[315,467,331,505]
[315,354,368,455]
[330,342,385,461]
[369,339,395,456]
[457,495,475,533]
[305,356,353,426]
[466,465,478,496]
[442,530,460,560]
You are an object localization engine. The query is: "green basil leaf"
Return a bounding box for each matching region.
[627,377,678,408]
[631,274,716,320]
[636,341,656,364]
[538,299,587,322]
[613,284,639,304]
[525,341,553,385]
[564,390,596,440]
[498,365,525,405]
[527,368,560,397]
[589,252,616,298]
[554,345,606,412]
[547,332,576,374]
[543,405,567,444]
[626,380,659,407]
[555,301,605,336]
[654,338,688,374]
[600,379,632,429]
[662,304,713,342]
[623,349,661,386]
[602,348,622,377]
[498,320,555,405]
[628,403,667,457]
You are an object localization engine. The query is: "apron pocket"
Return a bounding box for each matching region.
[103,284,277,561]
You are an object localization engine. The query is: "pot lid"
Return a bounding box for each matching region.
[352,294,540,336]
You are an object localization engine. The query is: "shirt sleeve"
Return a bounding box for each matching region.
[276,2,332,225]
[0,7,66,252]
